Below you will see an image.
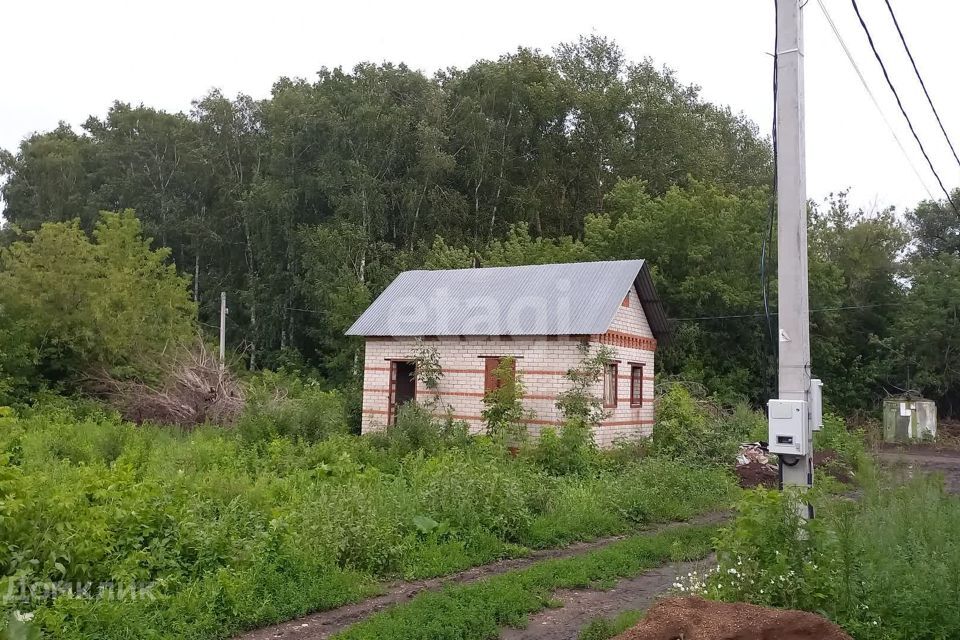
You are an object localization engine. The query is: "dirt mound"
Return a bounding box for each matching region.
[735,461,778,489]
[813,449,853,484]
[614,596,851,640]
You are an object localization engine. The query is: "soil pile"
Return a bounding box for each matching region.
[813,448,854,484]
[614,596,851,640]
[735,461,778,488]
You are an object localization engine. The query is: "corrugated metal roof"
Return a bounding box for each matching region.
[345,259,668,341]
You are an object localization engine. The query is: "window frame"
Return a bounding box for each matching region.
[483,356,516,393]
[630,364,644,407]
[603,362,618,408]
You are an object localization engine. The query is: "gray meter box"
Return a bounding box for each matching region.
[767,399,809,456]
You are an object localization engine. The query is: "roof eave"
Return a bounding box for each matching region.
[634,262,670,345]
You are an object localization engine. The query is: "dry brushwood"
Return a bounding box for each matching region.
[92,341,244,427]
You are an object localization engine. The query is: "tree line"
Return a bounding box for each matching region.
[1,35,957,417]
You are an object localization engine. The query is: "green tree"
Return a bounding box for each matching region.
[586,178,773,403]
[806,193,907,413]
[0,211,196,392]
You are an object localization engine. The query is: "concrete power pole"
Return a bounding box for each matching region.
[767,0,819,513]
[219,292,228,363]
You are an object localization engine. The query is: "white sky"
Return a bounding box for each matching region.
[3,0,959,214]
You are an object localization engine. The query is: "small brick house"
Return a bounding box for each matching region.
[345,260,668,446]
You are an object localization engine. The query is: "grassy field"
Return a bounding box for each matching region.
[688,458,960,640]
[332,523,719,640]
[0,397,737,639]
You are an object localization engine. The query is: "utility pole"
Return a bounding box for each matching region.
[767,0,819,516]
[219,291,228,363]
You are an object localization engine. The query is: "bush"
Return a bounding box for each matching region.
[525,421,599,476]
[366,402,470,457]
[238,371,349,442]
[815,412,867,470]
[693,470,960,639]
[652,386,764,466]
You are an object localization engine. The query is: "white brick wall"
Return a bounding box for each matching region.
[360,285,656,447]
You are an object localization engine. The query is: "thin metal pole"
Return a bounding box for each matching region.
[219,291,227,363]
[775,0,814,503]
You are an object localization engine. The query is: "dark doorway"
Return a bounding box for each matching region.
[389,360,417,424]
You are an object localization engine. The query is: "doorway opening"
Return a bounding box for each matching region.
[389,360,417,425]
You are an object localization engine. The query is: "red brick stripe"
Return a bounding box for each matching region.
[595,331,657,351]
[362,409,653,428]
[364,367,654,380]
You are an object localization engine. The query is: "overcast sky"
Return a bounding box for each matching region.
[4,0,959,214]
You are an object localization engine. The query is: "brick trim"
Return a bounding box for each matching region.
[365,366,487,374]
[362,387,653,403]
[594,330,657,351]
[365,366,654,381]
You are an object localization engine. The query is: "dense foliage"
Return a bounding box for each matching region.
[0,211,196,402]
[2,34,957,415]
[694,470,960,640]
[0,35,770,390]
[0,400,736,639]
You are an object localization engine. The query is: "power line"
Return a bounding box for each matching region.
[672,301,917,323]
[761,0,779,354]
[849,0,960,216]
[815,0,935,201]
[882,0,960,172]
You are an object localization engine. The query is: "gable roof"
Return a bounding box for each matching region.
[346,259,668,342]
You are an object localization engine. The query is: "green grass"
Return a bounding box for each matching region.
[333,523,718,640]
[0,402,737,639]
[702,464,960,640]
[578,609,645,640]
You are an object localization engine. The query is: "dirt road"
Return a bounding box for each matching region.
[500,555,714,640]
[236,512,728,640]
[876,446,960,493]
[501,448,960,639]
[238,449,960,640]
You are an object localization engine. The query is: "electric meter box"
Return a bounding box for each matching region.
[809,379,824,432]
[768,399,810,457]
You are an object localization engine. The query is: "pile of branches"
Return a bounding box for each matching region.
[93,341,244,427]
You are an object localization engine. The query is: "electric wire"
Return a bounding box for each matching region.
[849,0,960,215]
[671,301,918,323]
[816,0,935,202]
[883,0,960,172]
[761,0,778,357]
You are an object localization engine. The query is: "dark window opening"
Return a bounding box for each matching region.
[630,364,644,407]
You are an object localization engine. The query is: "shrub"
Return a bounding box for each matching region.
[815,412,867,470]
[694,471,960,639]
[652,385,755,465]
[651,385,711,460]
[481,356,529,443]
[238,371,348,442]
[0,211,196,393]
[366,402,471,458]
[525,422,599,476]
[555,343,613,430]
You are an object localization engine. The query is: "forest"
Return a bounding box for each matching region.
[1,34,958,418]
